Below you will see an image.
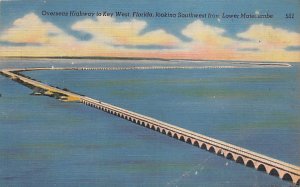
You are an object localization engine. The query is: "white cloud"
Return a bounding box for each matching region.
[237,24,300,49]
[182,20,234,48]
[0,13,299,62]
[72,17,181,47]
[0,12,75,45]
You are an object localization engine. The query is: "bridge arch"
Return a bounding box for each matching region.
[235,156,245,165]
[216,149,223,156]
[201,143,207,150]
[156,127,161,132]
[208,146,216,153]
[151,125,156,131]
[193,141,200,147]
[213,148,221,155]
[170,133,177,139]
[162,129,167,135]
[225,152,234,161]
[269,168,279,177]
[149,124,154,129]
[257,164,267,172]
[179,136,185,142]
[186,138,192,145]
[245,160,255,168]
[167,131,173,137]
[296,179,300,185]
[282,173,293,183]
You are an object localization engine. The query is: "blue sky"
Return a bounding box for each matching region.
[1,0,299,37]
[0,0,299,62]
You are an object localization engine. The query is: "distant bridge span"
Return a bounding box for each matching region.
[0,66,299,185]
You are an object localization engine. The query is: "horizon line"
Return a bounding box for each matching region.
[0,56,297,64]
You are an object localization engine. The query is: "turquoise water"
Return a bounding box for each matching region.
[1,59,300,186]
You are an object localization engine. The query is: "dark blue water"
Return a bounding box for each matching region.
[1,59,299,186]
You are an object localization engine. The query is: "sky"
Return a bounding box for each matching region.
[0,0,300,62]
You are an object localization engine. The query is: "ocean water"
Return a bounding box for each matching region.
[0,59,299,187]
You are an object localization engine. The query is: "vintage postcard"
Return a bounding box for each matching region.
[0,0,299,186]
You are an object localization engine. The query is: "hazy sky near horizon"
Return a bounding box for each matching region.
[0,0,300,62]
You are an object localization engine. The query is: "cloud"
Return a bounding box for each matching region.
[182,20,234,47]
[72,17,181,47]
[0,13,75,45]
[0,12,84,57]
[235,24,300,62]
[237,24,300,49]
[179,21,300,62]
[0,13,181,57]
[0,13,299,62]
[178,20,236,60]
